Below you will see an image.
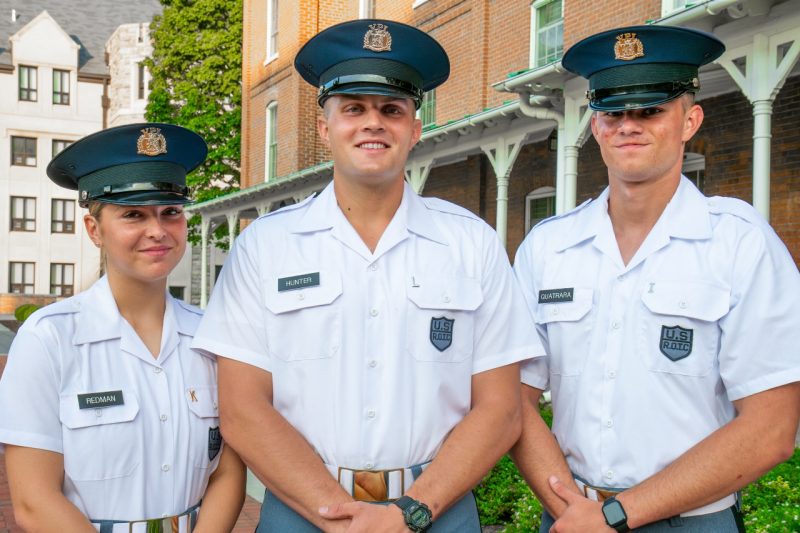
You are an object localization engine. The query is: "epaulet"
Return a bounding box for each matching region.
[706,196,767,227]
[24,298,80,327]
[257,193,316,220]
[531,197,593,231]
[421,196,481,221]
[175,298,203,317]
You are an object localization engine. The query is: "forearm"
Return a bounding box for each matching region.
[510,385,579,518]
[5,446,96,533]
[406,364,522,520]
[193,445,246,533]
[618,382,800,528]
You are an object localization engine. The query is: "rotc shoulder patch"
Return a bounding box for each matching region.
[208,426,222,461]
[660,325,693,361]
[430,317,454,352]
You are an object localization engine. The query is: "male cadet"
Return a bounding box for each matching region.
[512,26,800,532]
[192,19,542,533]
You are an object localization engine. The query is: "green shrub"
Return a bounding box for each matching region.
[741,448,800,533]
[14,303,40,323]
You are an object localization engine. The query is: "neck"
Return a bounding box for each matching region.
[106,268,167,332]
[333,175,405,252]
[607,173,681,265]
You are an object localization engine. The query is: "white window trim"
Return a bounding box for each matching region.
[264,0,279,65]
[525,186,556,232]
[130,57,150,107]
[529,0,563,69]
[265,101,278,182]
[661,0,690,17]
[412,0,430,8]
[359,0,375,18]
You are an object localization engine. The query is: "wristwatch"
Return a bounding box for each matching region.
[602,496,629,532]
[392,495,433,532]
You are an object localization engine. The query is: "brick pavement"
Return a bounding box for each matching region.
[0,355,261,532]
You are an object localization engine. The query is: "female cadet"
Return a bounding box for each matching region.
[0,123,245,532]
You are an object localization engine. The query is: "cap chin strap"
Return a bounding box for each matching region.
[318,74,423,102]
[80,182,189,206]
[587,78,699,101]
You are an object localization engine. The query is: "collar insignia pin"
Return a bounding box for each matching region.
[137,127,168,156]
[363,23,392,52]
[614,32,644,61]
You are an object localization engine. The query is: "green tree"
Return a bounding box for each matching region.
[145,0,242,246]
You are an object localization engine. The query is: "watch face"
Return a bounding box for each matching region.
[604,500,627,526]
[409,506,431,526]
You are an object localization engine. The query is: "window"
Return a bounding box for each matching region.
[18,65,37,101]
[419,90,436,128]
[525,186,556,233]
[531,0,563,68]
[661,0,690,16]
[359,0,375,18]
[266,0,279,61]
[11,136,37,166]
[11,197,36,231]
[9,262,35,294]
[683,152,705,192]
[169,286,185,300]
[51,199,75,233]
[52,139,72,157]
[137,62,147,100]
[265,102,278,181]
[53,69,70,105]
[50,263,74,296]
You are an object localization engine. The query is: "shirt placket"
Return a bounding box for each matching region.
[360,256,385,471]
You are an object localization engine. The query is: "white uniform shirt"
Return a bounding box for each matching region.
[515,177,800,515]
[0,276,221,527]
[192,182,543,471]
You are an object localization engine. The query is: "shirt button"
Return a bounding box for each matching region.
[298,293,305,301]
[443,295,451,303]
[367,409,376,419]
[365,462,374,469]
[153,367,162,374]
[606,419,614,428]
[160,414,168,422]
[368,360,377,368]
[162,464,170,472]
[369,264,378,271]
[606,470,614,479]
[370,308,379,317]
[551,307,559,316]
[679,301,688,309]
[95,409,103,418]
[611,321,621,330]
[608,370,616,379]
[617,274,625,282]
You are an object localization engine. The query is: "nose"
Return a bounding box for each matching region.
[361,106,385,131]
[145,214,167,240]
[617,112,644,135]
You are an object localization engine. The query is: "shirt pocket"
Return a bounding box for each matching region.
[639,281,730,377]
[59,392,141,481]
[185,386,222,470]
[264,269,343,362]
[406,275,483,363]
[535,288,594,377]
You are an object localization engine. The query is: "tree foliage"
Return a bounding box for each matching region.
[145,0,242,244]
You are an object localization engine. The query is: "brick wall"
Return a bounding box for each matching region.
[564,0,661,49]
[0,294,60,316]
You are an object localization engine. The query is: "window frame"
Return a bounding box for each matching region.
[661,0,691,16]
[51,198,76,234]
[11,136,37,167]
[265,0,279,63]
[265,101,278,181]
[137,62,148,100]
[9,262,35,294]
[18,65,37,101]
[53,69,70,105]
[52,139,72,157]
[525,186,556,233]
[11,196,36,232]
[682,152,706,192]
[418,90,436,128]
[50,263,74,297]
[530,0,564,68]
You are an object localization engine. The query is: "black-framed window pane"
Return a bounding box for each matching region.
[53,69,70,105]
[11,196,36,232]
[50,263,74,296]
[11,136,37,166]
[420,90,436,128]
[52,139,72,157]
[9,262,35,294]
[169,286,185,300]
[18,65,37,101]
[51,199,75,233]
[137,62,146,100]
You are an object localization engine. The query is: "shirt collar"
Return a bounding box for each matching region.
[403,182,448,246]
[73,275,124,345]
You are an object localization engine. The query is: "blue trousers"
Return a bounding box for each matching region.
[540,506,745,532]
[256,489,481,533]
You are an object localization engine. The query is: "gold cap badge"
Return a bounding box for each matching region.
[614,33,644,61]
[363,23,391,52]
[136,127,168,156]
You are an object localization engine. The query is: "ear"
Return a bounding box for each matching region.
[590,112,599,140]
[409,117,422,150]
[84,213,101,247]
[317,114,330,146]
[682,104,704,142]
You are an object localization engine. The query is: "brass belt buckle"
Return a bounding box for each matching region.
[339,467,404,502]
[127,515,188,532]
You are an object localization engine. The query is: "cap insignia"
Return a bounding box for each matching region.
[136,127,167,157]
[614,33,644,61]
[363,23,391,52]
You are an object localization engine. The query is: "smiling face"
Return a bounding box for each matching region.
[591,95,704,188]
[318,94,422,189]
[84,203,187,285]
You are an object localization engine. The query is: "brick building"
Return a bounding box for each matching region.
[188,0,800,302]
